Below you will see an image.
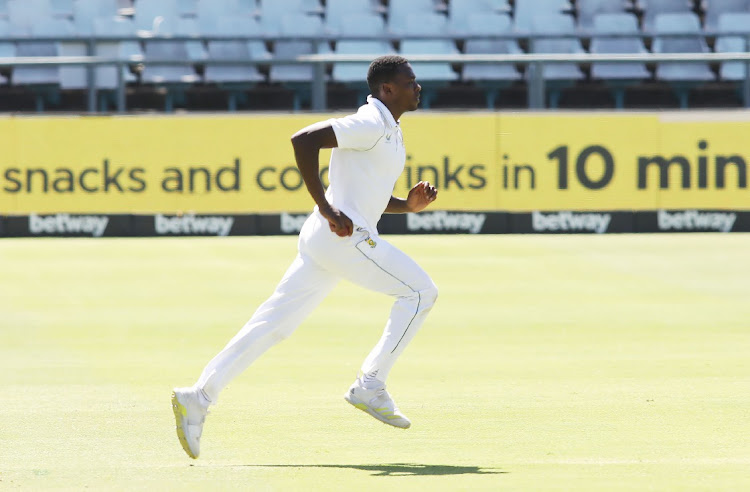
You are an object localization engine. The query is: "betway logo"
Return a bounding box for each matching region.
[29,213,109,237]
[658,210,736,233]
[407,211,486,234]
[281,212,309,234]
[155,214,234,236]
[532,211,611,234]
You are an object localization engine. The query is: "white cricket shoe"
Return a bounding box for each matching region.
[171,387,209,459]
[344,379,411,429]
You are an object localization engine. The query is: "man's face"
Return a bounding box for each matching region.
[384,63,421,112]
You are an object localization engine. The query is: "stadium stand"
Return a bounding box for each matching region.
[715,11,750,103]
[448,0,511,33]
[577,0,632,29]
[528,13,585,108]
[268,13,330,111]
[704,0,750,31]
[1,0,750,111]
[332,13,395,105]
[639,0,693,31]
[590,12,651,108]
[202,16,267,111]
[461,13,522,108]
[652,11,715,108]
[400,13,460,109]
[513,0,572,32]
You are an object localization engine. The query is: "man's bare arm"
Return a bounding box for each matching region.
[290,122,353,237]
[385,181,438,214]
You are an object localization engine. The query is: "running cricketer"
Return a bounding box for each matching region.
[172,55,439,459]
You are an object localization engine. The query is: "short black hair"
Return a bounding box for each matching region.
[367,55,410,96]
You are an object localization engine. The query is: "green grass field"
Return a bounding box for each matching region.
[1,234,749,491]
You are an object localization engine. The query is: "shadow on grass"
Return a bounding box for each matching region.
[241,463,505,477]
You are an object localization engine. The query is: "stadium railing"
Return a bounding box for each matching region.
[0,31,749,112]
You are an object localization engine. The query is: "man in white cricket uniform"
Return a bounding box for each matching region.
[172,56,439,459]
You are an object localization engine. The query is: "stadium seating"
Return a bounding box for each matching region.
[704,0,750,31]
[652,12,715,108]
[51,0,74,19]
[203,16,267,111]
[8,0,53,29]
[133,0,180,32]
[461,13,522,108]
[12,17,77,111]
[639,0,692,31]
[332,13,394,104]
[513,0,572,32]
[448,0,511,33]
[72,0,121,34]
[0,18,12,84]
[89,16,140,110]
[577,0,631,29]
[590,12,651,108]
[325,0,383,34]
[400,13,459,108]
[528,13,585,108]
[141,16,201,111]
[269,13,329,110]
[715,12,750,105]
[388,0,443,33]
[259,0,322,35]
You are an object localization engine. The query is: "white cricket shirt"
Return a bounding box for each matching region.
[325,95,406,234]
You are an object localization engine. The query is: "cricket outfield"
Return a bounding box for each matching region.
[1,234,748,491]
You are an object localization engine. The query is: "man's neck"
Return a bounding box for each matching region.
[372,96,402,123]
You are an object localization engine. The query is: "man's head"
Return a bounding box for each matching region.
[367,55,421,116]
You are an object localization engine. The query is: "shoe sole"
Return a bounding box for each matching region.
[171,391,198,459]
[344,392,411,429]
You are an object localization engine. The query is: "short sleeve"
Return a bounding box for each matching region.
[329,111,385,151]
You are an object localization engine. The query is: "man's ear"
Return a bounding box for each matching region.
[380,82,393,97]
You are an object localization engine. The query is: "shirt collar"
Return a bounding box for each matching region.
[367,95,399,129]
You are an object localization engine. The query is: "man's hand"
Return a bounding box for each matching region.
[320,205,353,237]
[406,181,438,213]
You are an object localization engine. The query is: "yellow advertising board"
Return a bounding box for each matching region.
[1,112,748,214]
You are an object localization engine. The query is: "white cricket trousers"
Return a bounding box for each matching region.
[196,211,438,403]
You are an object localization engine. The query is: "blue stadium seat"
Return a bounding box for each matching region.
[8,0,53,30]
[400,13,459,108]
[715,12,750,105]
[134,0,180,32]
[72,0,120,34]
[203,16,267,111]
[269,13,329,110]
[513,0,572,33]
[141,16,202,111]
[528,13,585,108]
[705,0,750,31]
[332,13,394,104]
[652,12,715,108]
[577,0,632,29]
[590,12,650,108]
[388,0,443,33]
[12,17,76,111]
[89,16,140,110]
[638,0,692,32]
[325,0,383,34]
[448,0,511,33]
[0,19,12,85]
[259,0,322,35]
[461,13,521,108]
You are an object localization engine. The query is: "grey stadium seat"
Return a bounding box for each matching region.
[513,0,572,33]
[325,0,383,34]
[400,13,460,109]
[705,0,750,31]
[590,12,651,108]
[461,13,522,108]
[72,0,120,35]
[638,0,692,32]
[577,0,632,29]
[388,0,442,33]
[203,16,267,111]
[448,0,511,33]
[332,13,394,104]
[652,12,715,108]
[528,13,585,108]
[269,13,330,111]
[715,12,750,105]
